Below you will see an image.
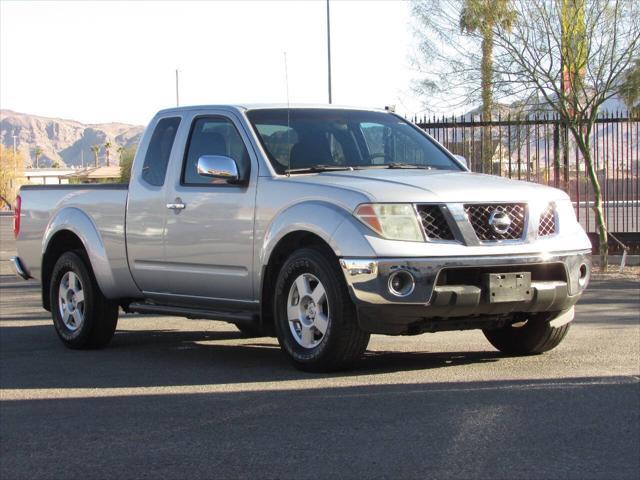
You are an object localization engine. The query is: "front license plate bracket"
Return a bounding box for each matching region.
[483,272,533,303]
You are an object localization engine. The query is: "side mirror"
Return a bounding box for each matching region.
[453,154,468,169]
[197,155,240,183]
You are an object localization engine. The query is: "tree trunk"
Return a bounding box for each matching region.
[573,128,608,271]
[481,30,494,173]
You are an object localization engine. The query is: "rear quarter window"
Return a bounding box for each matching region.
[141,117,181,187]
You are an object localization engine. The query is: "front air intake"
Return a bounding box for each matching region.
[538,204,557,237]
[416,205,455,241]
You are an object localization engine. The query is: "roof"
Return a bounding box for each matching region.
[155,103,389,116]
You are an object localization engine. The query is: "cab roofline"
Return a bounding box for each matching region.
[155,104,389,117]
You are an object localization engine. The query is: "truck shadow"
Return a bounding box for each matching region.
[0,324,501,390]
[2,277,636,391]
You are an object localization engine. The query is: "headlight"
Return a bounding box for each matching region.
[355,204,424,241]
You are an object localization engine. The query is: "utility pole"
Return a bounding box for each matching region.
[326,0,332,104]
[176,69,180,107]
[10,134,18,194]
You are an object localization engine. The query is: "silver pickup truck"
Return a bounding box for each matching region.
[12,105,592,371]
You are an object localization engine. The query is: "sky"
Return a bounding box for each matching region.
[0,0,426,126]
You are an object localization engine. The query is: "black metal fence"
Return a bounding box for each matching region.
[415,113,639,236]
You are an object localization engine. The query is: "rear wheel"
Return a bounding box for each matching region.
[50,251,119,349]
[483,312,571,355]
[274,247,370,372]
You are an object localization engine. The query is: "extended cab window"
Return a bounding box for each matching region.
[182,117,250,185]
[141,117,181,187]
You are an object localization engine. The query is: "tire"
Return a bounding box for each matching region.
[483,312,571,355]
[235,323,266,338]
[274,247,370,372]
[50,251,119,349]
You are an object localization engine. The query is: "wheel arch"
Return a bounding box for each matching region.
[260,231,336,331]
[41,208,118,310]
[257,201,375,329]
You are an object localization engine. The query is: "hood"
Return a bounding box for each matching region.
[284,169,568,203]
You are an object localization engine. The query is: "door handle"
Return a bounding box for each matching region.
[167,198,186,210]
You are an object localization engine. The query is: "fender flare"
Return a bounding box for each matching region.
[260,200,376,269]
[42,207,119,298]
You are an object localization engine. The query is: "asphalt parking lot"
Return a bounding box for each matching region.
[1,215,639,479]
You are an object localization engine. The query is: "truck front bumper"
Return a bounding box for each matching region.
[340,250,591,335]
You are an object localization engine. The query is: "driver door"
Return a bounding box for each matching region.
[162,114,257,306]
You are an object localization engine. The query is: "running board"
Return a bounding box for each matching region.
[126,302,258,325]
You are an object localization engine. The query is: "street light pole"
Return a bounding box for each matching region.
[11,135,18,195]
[176,69,180,107]
[326,0,332,104]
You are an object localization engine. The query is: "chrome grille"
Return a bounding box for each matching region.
[538,204,556,237]
[464,203,526,241]
[416,205,455,241]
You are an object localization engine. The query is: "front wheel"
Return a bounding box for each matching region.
[50,251,119,349]
[274,247,370,372]
[483,312,571,355]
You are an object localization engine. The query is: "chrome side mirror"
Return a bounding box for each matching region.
[197,155,240,183]
[453,154,468,169]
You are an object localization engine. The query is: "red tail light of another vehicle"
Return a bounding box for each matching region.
[13,194,21,239]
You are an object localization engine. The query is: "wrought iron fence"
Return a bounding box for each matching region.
[415,113,639,235]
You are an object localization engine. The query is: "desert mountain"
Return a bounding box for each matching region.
[0,110,144,168]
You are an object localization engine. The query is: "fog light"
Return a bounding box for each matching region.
[578,263,590,287]
[388,270,415,297]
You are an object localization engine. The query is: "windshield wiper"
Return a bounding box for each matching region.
[386,163,434,170]
[355,163,436,170]
[285,165,360,174]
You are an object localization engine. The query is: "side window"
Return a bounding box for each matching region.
[183,117,250,185]
[141,117,181,187]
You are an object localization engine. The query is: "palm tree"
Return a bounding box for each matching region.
[90,145,101,167]
[33,146,43,168]
[460,0,516,171]
[103,141,112,167]
[117,145,125,165]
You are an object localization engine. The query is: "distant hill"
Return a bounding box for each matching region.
[0,110,144,168]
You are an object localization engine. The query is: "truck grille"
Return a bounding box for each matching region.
[416,205,455,241]
[464,203,526,241]
[538,204,556,237]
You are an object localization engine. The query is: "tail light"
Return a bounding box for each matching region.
[13,195,21,239]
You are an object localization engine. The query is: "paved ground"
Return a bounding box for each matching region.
[0,216,638,479]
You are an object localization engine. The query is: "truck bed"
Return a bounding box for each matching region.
[16,183,140,299]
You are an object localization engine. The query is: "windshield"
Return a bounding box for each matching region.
[246,108,462,174]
